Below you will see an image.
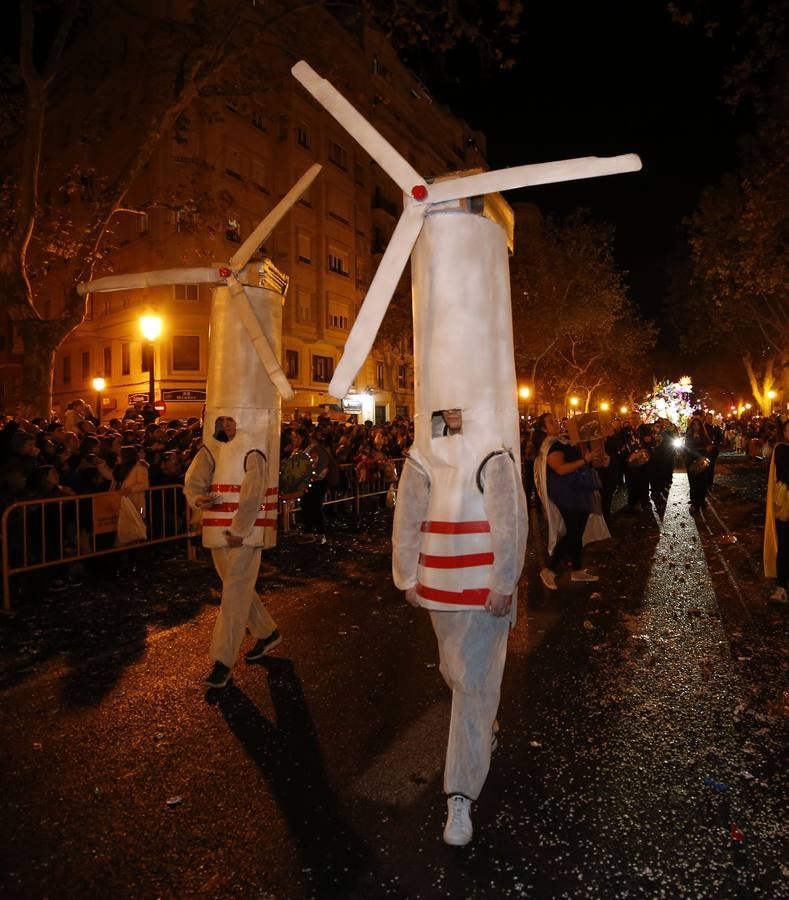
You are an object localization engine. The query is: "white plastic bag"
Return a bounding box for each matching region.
[116,496,147,545]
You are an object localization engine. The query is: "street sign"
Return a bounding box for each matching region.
[128,392,150,403]
[161,389,207,402]
[153,400,168,414]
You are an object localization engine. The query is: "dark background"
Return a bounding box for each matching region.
[413,1,752,378]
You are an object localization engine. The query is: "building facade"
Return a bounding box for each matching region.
[33,10,489,425]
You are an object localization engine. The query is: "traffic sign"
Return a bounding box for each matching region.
[153,400,167,414]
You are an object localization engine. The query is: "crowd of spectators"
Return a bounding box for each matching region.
[0,401,413,534]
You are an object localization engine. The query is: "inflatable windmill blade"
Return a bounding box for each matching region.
[78,164,321,400]
[293,61,432,397]
[292,60,642,398]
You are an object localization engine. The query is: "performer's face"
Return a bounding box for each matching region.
[442,409,463,434]
[218,416,237,440]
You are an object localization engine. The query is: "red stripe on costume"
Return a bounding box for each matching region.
[419,552,494,569]
[416,583,490,605]
[420,520,490,534]
[208,483,241,492]
[266,487,279,496]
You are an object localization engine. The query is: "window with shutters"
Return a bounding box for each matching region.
[297,230,312,264]
[285,349,299,379]
[327,297,350,331]
[225,145,242,179]
[296,286,313,324]
[312,355,334,383]
[327,243,350,277]
[376,362,384,389]
[121,343,130,376]
[329,139,348,170]
[174,284,199,302]
[172,335,200,371]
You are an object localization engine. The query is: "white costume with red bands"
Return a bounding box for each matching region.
[392,208,528,800]
[184,271,285,668]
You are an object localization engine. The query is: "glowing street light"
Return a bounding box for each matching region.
[569,396,579,415]
[92,376,106,426]
[519,386,531,400]
[140,314,163,404]
[767,389,777,400]
[620,405,629,415]
[600,401,610,412]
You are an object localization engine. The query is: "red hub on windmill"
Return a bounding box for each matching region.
[411,185,428,201]
[218,267,231,278]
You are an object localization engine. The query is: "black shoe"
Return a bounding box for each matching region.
[244,630,282,662]
[204,661,232,689]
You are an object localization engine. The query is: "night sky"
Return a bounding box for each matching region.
[418,1,749,360]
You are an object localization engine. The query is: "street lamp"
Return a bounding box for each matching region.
[92,376,106,426]
[140,314,162,404]
[620,405,629,415]
[519,386,531,400]
[600,401,610,412]
[569,396,579,415]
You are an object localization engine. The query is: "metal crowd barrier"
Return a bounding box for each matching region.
[280,460,400,531]
[1,485,190,612]
[1,459,403,611]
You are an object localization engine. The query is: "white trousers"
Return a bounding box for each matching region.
[429,609,510,800]
[210,546,276,668]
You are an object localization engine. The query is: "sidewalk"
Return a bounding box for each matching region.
[0,459,786,898]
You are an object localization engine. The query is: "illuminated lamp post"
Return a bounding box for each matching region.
[569,395,579,416]
[600,401,610,412]
[620,405,629,415]
[92,376,106,426]
[139,314,162,404]
[767,389,777,412]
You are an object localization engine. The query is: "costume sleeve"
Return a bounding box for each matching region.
[481,453,528,596]
[391,457,430,590]
[231,450,266,538]
[183,447,214,510]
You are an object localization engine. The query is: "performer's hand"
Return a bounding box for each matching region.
[224,532,243,547]
[486,591,512,617]
[404,587,420,607]
[195,494,216,508]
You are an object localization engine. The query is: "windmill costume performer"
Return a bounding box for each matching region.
[293,61,641,844]
[78,165,321,689]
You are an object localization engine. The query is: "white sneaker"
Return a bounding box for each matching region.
[769,586,788,604]
[539,568,558,590]
[571,569,599,582]
[443,794,473,846]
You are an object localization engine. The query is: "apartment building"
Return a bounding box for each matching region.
[32,9,489,424]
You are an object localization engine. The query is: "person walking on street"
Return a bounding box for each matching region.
[764,418,789,604]
[392,408,528,847]
[185,415,281,689]
[533,412,609,589]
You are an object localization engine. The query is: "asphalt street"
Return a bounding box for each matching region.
[0,455,786,899]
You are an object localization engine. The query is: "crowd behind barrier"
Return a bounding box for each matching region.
[1,398,785,610]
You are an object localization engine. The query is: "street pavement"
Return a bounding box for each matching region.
[0,455,786,899]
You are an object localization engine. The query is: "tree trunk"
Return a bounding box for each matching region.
[743,353,776,417]
[16,319,65,418]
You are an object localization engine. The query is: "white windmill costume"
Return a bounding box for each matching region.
[78,165,321,673]
[293,62,642,833]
